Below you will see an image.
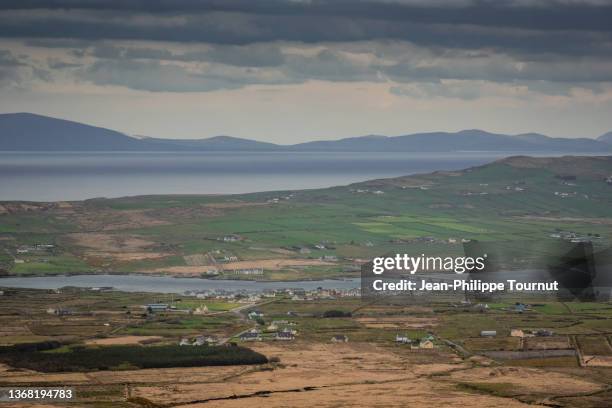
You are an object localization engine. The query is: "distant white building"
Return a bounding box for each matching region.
[331,334,348,343]
[395,334,411,344]
[275,331,295,341]
[419,340,434,349]
[510,329,524,338]
[193,304,209,315]
[234,268,263,276]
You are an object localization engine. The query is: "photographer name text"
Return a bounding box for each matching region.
[372,279,559,293]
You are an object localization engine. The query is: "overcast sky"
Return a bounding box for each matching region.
[1,0,611,142]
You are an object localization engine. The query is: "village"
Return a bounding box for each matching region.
[1,278,611,407]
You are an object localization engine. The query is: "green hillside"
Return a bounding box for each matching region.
[1,156,611,279]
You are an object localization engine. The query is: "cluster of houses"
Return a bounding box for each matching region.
[16,244,54,254]
[266,193,294,203]
[233,268,264,276]
[217,254,239,262]
[331,334,349,343]
[243,310,300,341]
[319,255,338,262]
[395,334,435,349]
[239,326,298,342]
[236,287,360,302]
[185,289,256,301]
[510,328,554,338]
[248,310,264,320]
[462,191,489,197]
[145,303,171,313]
[14,243,56,264]
[220,235,242,242]
[553,191,577,198]
[392,236,470,246]
[46,307,73,316]
[349,188,385,195]
[549,230,599,243]
[479,328,554,338]
[179,334,219,346]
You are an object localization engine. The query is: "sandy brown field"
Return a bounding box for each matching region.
[125,342,603,407]
[147,259,334,275]
[356,316,438,329]
[449,366,604,396]
[67,232,171,261]
[84,335,163,346]
[0,342,608,407]
[583,355,612,367]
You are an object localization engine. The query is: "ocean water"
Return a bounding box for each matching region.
[0,151,547,201]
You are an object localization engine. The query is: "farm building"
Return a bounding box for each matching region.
[396,334,411,344]
[248,310,264,319]
[510,329,525,337]
[275,332,295,341]
[240,332,262,342]
[146,303,169,312]
[331,334,349,343]
[419,340,434,349]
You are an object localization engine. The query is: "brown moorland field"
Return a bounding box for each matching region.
[0,288,611,407]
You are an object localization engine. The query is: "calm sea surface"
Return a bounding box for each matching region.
[0,151,569,201]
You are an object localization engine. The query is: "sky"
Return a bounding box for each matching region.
[1,0,612,143]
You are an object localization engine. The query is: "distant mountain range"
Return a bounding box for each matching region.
[1,112,611,153]
[599,131,612,144]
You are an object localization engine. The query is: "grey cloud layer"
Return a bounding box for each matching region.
[1,1,611,32]
[0,1,611,55]
[49,41,611,93]
[1,0,611,95]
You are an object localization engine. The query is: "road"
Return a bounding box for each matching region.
[217,299,278,345]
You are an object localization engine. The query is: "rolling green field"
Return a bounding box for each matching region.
[1,155,611,279]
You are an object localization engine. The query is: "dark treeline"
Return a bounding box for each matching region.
[0,340,62,353]
[0,344,268,372]
[322,310,352,318]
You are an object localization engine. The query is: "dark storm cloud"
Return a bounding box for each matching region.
[1,0,611,94]
[83,43,285,67]
[0,1,610,57]
[77,57,295,92]
[1,1,611,32]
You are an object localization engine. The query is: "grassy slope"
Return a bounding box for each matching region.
[1,155,611,278]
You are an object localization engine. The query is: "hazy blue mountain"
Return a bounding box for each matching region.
[0,113,157,151]
[141,135,279,151]
[1,113,611,153]
[598,131,612,144]
[289,130,610,152]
